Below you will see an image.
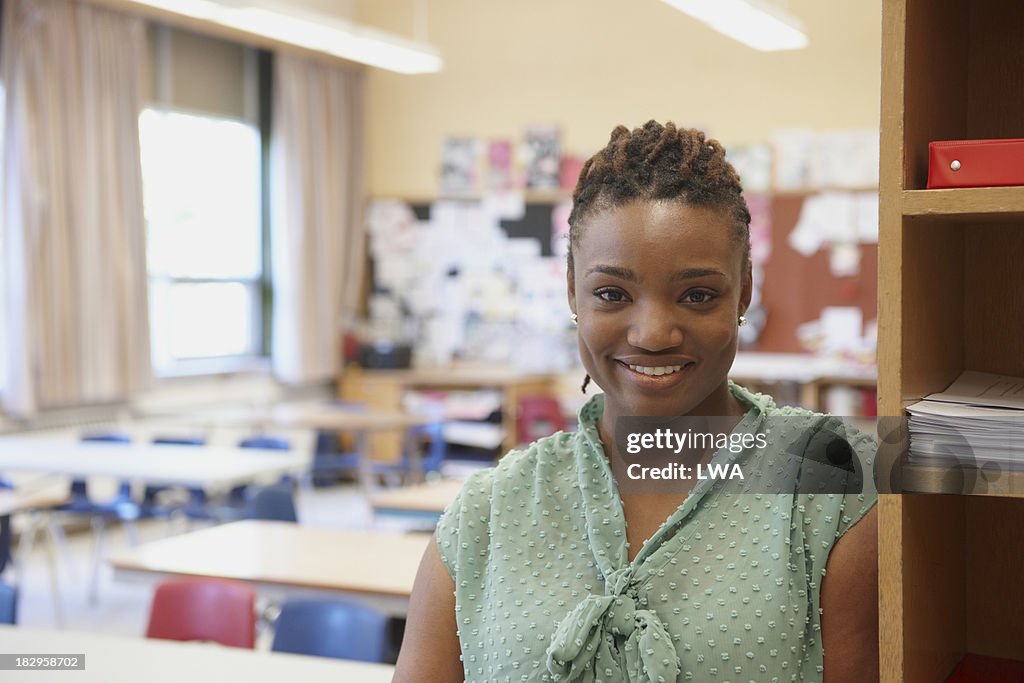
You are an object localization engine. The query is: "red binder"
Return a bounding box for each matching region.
[926,138,1024,189]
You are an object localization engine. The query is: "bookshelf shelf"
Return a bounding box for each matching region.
[902,187,1024,220]
[899,464,1024,498]
[879,0,1024,681]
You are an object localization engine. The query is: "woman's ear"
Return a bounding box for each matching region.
[740,260,753,314]
[566,262,577,316]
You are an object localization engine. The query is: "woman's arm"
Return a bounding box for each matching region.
[393,540,464,682]
[821,505,879,683]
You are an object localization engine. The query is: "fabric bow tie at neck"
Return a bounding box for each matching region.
[545,581,681,683]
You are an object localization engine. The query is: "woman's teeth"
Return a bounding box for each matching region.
[627,364,683,376]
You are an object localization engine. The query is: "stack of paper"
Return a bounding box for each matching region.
[906,371,1024,470]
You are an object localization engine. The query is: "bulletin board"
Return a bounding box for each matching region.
[407,193,878,355]
[756,193,878,353]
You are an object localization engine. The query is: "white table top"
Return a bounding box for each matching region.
[109,521,431,614]
[0,438,305,490]
[369,479,464,516]
[0,626,395,683]
[159,401,433,432]
[730,352,877,383]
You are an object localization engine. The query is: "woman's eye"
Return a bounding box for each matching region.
[682,290,715,304]
[595,288,628,303]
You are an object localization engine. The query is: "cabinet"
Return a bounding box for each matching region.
[878,1,1024,681]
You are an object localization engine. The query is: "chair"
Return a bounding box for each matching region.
[271,597,391,662]
[516,395,568,445]
[220,436,295,517]
[52,433,141,603]
[0,579,16,624]
[0,477,13,576]
[147,436,210,520]
[243,483,298,523]
[58,434,140,523]
[145,579,256,648]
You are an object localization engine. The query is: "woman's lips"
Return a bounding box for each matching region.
[615,359,694,389]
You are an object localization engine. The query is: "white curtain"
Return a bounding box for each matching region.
[271,54,365,384]
[0,0,151,415]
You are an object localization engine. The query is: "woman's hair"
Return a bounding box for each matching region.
[567,120,751,272]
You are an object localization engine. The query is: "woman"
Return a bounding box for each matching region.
[394,121,878,682]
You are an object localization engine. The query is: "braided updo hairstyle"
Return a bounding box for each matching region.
[567,120,751,275]
[568,121,752,393]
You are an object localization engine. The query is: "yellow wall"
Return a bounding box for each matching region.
[344,0,882,199]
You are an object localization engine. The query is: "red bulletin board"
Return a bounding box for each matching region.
[753,193,878,353]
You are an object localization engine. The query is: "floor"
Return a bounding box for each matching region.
[9,482,423,642]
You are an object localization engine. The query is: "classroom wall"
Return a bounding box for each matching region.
[334,0,883,199]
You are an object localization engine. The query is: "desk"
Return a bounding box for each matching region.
[369,479,464,521]
[0,626,395,683]
[166,403,433,486]
[0,438,306,492]
[340,365,556,457]
[0,481,68,516]
[729,352,877,413]
[168,401,431,434]
[109,520,430,615]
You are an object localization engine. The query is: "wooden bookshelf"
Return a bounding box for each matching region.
[878,0,1024,681]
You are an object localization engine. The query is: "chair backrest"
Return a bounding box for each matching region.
[76,433,133,498]
[244,484,298,523]
[516,395,568,444]
[406,422,447,473]
[271,598,390,662]
[145,579,256,648]
[81,433,132,444]
[0,580,17,624]
[152,436,206,446]
[238,436,291,451]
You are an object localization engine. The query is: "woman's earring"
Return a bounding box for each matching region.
[738,315,747,327]
[571,313,578,326]
[581,374,591,393]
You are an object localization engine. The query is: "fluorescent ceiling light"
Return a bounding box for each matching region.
[660,0,808,52]
[126,0,443,74]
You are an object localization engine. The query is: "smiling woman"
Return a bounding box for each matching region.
[394,121,878,683]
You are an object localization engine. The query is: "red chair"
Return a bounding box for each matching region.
[145,579,256,649]
[516,395,568,446]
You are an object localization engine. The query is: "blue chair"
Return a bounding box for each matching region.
[243,483,298,523]
[221,436,295,518]
[147,436,210,520]
[405,421,447,478]
[0,580,17,624]
[271,597,391,662]
[0,477,13,576]
[52,433,142,603]
[58,434,140,522]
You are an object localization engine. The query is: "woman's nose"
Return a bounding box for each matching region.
[626,309,684,351]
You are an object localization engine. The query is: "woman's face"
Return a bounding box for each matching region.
[568,200,751,420]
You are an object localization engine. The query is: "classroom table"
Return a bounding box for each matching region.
[729,352,877,412]
[0,479,69,627]
[160,401,434,486]
[369,478,464,522]
[108,520,430,615]
[0,438,306,491]
[169,401,432,432]
[0,625,395,682]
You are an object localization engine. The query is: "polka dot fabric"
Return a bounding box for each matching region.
[436,383,877,683]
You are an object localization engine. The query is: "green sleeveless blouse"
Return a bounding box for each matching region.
[436,383,877,682]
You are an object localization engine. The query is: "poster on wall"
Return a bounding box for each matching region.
[441,136,480,193]
[522,125,561,190]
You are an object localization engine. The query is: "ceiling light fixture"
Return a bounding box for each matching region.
[659,0,808,52]
[125,0,444,74]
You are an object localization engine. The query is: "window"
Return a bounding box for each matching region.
[139,108,264,375]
